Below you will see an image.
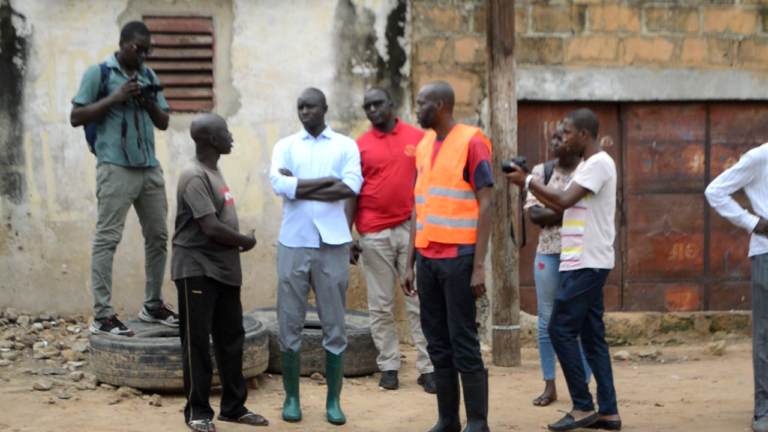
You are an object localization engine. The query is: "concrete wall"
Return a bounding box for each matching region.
[0,0,413,329]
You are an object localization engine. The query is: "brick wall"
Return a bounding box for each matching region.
[411,0,488,126]
[515,0,768,69]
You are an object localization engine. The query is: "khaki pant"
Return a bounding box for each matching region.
[360,221,433,374]
[91,163,168,319]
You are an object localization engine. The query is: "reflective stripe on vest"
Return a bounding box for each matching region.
[413,124,492,248]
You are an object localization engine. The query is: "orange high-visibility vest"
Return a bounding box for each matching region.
[414,124,492,248]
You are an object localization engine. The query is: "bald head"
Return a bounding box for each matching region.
[415,81,455,130]
[298,87,327,107]
[297,87,328,133]
[190,114,233,155]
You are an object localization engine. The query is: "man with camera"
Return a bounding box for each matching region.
[345,87,435,393]
[71,21,177,337]
[506,109,621,431]
[402,81,494,432]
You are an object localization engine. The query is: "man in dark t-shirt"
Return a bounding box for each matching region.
[171,114,267,432]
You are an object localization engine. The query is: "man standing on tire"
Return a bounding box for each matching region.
[70,21,178,336]
[270,88,363,426]
[705,143,768,432]
[402,81,494,432]
[506,108,621,431]
[171,114,268,432]
[346,87,435,393]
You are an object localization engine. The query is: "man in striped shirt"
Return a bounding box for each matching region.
[706,142,768,432]
[506,108,621,431]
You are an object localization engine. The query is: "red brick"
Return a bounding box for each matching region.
[533,5,585,33]
[589,5,641,32]
[454,37,486,63]
[516,37,564,65]
[565,35,620,63]
[622,37,676,65]
[680,38,734,66]
[416,38,447,64]
[737,38,768,66]
[426,7,463,32]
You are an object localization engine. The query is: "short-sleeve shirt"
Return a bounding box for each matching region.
[524,162,580,255]
[72,53,169,168]
[560,151,617,271]
[171,159,242,287]
[416,134,494,259]
[355,119,424,234]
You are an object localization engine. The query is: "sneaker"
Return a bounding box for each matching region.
[379,370,399,390]
[139,304,179,327]
[89,316,134,337]
[418,372,437,394]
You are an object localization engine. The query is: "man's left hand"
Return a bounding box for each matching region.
[504,163,528,187]
[136,95,156,109]
[349,241,362,265]
[470,265,486,299]
[279,168,293,177]
[755,218,768,237]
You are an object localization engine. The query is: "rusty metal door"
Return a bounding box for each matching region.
[518,102,767,313]
[517,103,623,313]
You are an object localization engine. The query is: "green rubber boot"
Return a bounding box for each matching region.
[325,350,347,425]
[281,351,302,422]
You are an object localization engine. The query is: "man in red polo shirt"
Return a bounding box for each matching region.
[346,87,435,393]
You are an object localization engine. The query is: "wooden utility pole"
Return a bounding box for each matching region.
[486,0,521,367]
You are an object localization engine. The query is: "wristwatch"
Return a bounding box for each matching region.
[524,175,533,191]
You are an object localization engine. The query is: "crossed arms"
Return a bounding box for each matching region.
[276,168,357,202]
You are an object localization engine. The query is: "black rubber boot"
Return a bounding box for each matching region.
[460,369,490,432]
[429,368,462,432]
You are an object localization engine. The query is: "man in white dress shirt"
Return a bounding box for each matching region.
[270,88,363,426]
[705,143,768,432]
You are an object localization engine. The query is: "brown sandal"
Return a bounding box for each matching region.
[217,411,269,427]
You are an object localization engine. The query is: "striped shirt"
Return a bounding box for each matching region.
[705,143,768,258]
[560,151,617,271]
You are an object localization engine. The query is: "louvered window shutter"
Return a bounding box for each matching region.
[143,16,214,113]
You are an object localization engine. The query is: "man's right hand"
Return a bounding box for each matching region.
[110,77,142,103]
[241,229,257,252]
[755,218,768,237]
[401,267,417,298]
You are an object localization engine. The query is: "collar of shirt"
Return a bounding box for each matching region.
[370,117,403,139]
[106,52,151,82]
[300,125,335,141]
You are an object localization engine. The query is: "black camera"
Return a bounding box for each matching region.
[501,156,528,173]
[140,83,165,99]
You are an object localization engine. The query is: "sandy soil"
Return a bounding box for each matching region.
[0,342,756,432]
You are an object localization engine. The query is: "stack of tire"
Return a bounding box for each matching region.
[89,307,377,391]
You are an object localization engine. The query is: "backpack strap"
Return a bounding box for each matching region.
[543,160,556,186]
[97,62,110,100]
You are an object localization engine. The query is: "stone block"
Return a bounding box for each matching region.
[426,7,463,32]
[589,5,641,33]
[473,6,486,34]
[622,37,676,65]
[516,37,564,65]
[646,6,700,33]
[681,38,734,66]
[704,8,758,35]
[533,5,585,33]
[516,6,528,34]
[565,35,620,63]
[736,38,768,66]
[416,39,447,64]
[413,67,479,105]
[454,37,485,63]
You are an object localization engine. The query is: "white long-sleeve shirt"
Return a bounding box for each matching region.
[270,126,363,248]
[705,143,768,257]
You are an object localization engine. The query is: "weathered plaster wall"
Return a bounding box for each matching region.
[0,0,414,338]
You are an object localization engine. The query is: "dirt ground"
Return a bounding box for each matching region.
[0,341,756,432]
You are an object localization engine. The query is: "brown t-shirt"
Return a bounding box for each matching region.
[171,159,242,286]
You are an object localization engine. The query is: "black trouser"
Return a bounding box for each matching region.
[176,276,249,423]
[549,268,618,415]
[417,253,484,373]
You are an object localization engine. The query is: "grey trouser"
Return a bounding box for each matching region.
[754,253,768,420]
[277,242,350,355]
[360,221,433,374]
[91,163,168,319]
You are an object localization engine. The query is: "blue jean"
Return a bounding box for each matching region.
[550,268,618,415]
[535,254,592,383]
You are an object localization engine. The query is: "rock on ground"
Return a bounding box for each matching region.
[69,372,84,382]
[704,340,726,356]
[4,308,18,322]
[116,386,142,399]
[149,394,162,407]
[33,379,53,391]
[613,350,631,361]
[82,373,98,387]
[0,359,11,368]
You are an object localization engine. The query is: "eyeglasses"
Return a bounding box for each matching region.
[129,44,153,56]
[362,100,386,111]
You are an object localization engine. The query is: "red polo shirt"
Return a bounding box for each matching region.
[355,119,425,234]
